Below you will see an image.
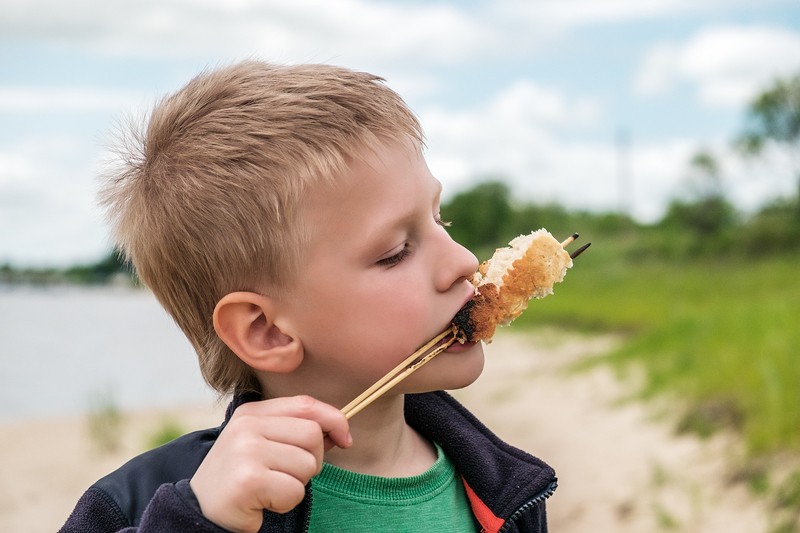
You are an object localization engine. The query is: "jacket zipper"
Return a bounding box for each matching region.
[496,479,558,533]
[301,485,313,533]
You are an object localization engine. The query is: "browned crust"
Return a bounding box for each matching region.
[452,283,501,343]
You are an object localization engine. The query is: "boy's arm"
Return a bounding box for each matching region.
[58,480,227,533]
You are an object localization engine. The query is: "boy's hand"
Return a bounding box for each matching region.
[190,395,352,533]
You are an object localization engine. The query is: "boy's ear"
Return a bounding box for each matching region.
[213,292,303,373]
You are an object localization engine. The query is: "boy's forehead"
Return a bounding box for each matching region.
[298,141,439,236]
[305,140,424,199]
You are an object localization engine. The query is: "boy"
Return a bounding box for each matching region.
[60,60,556,533]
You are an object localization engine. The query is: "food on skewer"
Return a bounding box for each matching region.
[452,229,578,344]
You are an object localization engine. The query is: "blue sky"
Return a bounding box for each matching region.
[2,0,799,266]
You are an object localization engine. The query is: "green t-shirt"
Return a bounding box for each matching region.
[309,443,479,532]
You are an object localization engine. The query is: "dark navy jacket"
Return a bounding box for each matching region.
[60,391,556,532]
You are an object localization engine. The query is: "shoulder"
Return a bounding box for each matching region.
[91,426,221,526]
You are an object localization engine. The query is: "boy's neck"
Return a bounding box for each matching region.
[324,394,437,478]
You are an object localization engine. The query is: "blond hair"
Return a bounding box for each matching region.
[101,60,422,395]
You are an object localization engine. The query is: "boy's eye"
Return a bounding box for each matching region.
[377,244,412,267]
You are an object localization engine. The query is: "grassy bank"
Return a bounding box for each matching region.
[508,233,800,529]
[514,239,800,458]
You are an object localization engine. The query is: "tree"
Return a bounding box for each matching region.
[686,148,725,201]
[660,149,737,256]
[735,72,800,213]
[63,248,133,284]
[441,180,513,254]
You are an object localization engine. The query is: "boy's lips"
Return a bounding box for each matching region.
[454,285,476,318]
[446,287,476,336]
[445,338,476,352]
[437,289,479,352]
[416,285,477,356]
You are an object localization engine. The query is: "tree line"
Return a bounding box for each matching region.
[2,71,798,284]
[444,71,800,260]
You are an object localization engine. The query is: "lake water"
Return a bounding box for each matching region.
[0,285,218,423]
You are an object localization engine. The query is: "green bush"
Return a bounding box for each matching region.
[86,391,124,454]
[145,418,186,449]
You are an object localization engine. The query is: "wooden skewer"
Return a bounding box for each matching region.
[560,232,579,247]
[342,335,456,419]
[340,326,457,419]
[561,232,591,259]
[570,242,591,259]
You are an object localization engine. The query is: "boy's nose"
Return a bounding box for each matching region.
[435,235,479,292]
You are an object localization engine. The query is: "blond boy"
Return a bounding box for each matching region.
[60,60,556,533]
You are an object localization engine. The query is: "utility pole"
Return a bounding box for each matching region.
[616,127,632,216]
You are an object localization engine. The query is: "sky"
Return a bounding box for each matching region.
[1,0,800,267]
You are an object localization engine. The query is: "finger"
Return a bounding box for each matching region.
[221,415,325,473]
[254,469,308,515]
[259,438,322,481]
[256,417,326,469]
[235,395,352,449]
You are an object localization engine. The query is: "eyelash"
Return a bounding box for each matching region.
[435,214,451,227]
[377,244,412,267]
[377,215,453,267]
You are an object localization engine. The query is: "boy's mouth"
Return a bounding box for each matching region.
[448,288,478,344]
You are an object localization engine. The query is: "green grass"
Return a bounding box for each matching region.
[512,242,800,457]
[145,417,187,450]
[86,390,124,453]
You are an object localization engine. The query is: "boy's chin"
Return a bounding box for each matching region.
[406,341,485,393]
[444,344,486,390]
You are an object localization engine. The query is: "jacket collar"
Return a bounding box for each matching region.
[405,391,556,529]
[227,389,556,532]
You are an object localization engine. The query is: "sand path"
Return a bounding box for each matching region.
[453,330,769,532]
[0,330,769,532]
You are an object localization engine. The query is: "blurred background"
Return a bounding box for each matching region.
[1,1,799,532]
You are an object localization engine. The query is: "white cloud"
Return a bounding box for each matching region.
[486,81,600,128]
[0,151,36,182]
[0,87,143,113]
[422,80,602,165]
[424,76,796,223]
[499,0,695,28]
[2,1,798,265]
[635,25,800,108]
[634,43,681,96]
[7,0,776,69]
[0,137,110,266]
[0,0,496,65]
[421,81,626,214]
[489,0,786,38]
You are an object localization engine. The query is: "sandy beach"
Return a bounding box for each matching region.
[1,330,770,532]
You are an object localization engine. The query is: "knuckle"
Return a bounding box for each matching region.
[237,466,264,492]
[231,402,257,420]
[300,451,320,478]
[293,394,317,413]
[268,478,306,514]
[295,420,325,450]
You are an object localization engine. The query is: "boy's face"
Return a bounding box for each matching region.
[282,140,485,405]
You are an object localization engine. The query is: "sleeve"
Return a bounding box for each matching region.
[58,480,230,533]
